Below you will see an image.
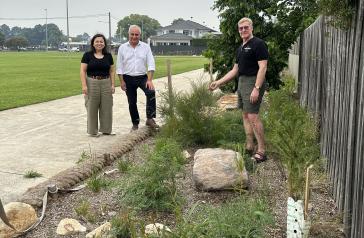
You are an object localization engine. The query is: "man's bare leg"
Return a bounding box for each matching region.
[247,113,265,154]
[242,112,255,151]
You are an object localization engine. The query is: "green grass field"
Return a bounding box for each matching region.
[0,52,208,111]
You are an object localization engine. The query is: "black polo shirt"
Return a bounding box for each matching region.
[235,37,268,76]
[81,51,114,77]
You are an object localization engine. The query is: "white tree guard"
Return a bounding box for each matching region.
[287,197,310,237]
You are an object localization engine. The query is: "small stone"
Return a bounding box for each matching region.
[86,222,111,238]
[183,150,191,159]
[145,223,171,235]
[108,211,117,217]
[56,218,86,235]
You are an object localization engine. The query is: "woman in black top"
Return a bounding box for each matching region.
[80,34,115,137]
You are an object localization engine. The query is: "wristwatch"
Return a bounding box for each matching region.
[254,85,260,90]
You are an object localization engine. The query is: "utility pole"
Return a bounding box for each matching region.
[44,8,48,51]
[66,0,70,51]
[141,19,143,41]
[108,12,112,45]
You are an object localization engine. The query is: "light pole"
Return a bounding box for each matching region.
[98,20,112,44]
[44,8,48,51]
[66,0,70,51]
[141,19,143,42]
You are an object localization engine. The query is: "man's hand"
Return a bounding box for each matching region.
[120,80,126,91]
[146,80,155,90]
[209,81,220,91]
[250,88,259,103]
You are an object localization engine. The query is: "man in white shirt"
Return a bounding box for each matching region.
[116,25,158,130]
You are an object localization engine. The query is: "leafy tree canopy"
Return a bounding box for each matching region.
[5,36,29,49]
[171,18,184,25]
[0,32,4,46]
[117,14,161,41]
[205,0,319,90]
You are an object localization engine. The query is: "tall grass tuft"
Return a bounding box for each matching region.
[171,196,273,238]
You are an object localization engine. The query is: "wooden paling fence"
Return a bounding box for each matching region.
[298,0,364,236]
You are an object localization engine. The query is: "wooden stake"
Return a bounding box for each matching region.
[304,164,314,220]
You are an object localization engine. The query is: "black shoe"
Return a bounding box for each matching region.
[145,119,160,129]
[131,124,139,131]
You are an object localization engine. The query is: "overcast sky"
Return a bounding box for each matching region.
[0,0,221,37]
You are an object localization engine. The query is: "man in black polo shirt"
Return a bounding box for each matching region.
[209,17,268,163]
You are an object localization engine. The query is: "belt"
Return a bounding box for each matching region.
[123,74,147,80]
[89,75,109,80]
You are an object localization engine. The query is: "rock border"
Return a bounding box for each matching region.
[19,127,154,207]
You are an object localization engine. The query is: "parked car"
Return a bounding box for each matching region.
[58,47,67,52]
[70,47,79,52]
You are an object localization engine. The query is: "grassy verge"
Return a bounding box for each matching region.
[0,52,208,110]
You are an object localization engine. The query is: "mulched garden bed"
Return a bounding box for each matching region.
[21,138,344,238]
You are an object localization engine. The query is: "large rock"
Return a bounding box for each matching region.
[193,148,248,191]
[0,202,37,237]
[56,218,86,235]
[86,222,111,238]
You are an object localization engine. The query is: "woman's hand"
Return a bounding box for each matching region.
[111,85,115,94]
[82,85,88,95]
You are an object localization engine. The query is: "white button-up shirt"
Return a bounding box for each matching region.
[116,41,155,76]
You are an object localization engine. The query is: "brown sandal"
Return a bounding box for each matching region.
[252,152,268,163]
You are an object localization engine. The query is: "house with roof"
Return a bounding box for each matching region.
[150,19,216,47]
[149,19,218,54]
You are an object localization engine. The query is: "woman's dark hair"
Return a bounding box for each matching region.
[89,33,109,54]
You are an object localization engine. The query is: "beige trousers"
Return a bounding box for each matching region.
[85,77,113,135]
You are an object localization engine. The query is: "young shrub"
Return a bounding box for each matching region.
[117,157,131,173]
[74,199,96,223]
[110,210,138,238]
[262,76,321,200]
[159,80,223,147]
[119,138,185,212]
[87,174,110,193]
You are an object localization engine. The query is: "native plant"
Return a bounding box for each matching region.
[262,75,320,200]
[74,199,97,223]
[159,80,248,147]
[23,170,42,178]
[170,196,273,238]
[119,138,185,211]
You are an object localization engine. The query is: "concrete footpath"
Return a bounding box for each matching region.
[0,69,211,204]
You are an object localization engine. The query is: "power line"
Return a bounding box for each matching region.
[0,13,108,21]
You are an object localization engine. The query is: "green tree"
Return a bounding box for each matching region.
[0,24,10,37]
[46,23,65,46]
[171,18,184,25]
[116,14,161,41]
[205,0,318,90]
[5,36,29,49]
[0,32,4,46]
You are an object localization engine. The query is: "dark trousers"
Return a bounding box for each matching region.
[123,74,156,125]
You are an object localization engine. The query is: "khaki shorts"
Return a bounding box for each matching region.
[237,75,266,113]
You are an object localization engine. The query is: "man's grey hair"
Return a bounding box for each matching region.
[238,17,253,27]
[128,25,141,34]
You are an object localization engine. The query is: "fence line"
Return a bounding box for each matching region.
[298,1,364,236]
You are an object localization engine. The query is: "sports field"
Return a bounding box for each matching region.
[0,52,208,111]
